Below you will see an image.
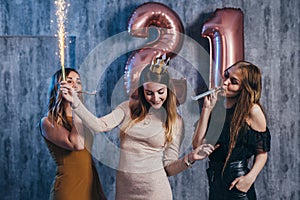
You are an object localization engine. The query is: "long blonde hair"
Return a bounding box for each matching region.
[223,61,263,173]
[47,68,82,131]
[121,64,178,143]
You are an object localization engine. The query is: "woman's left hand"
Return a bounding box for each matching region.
[229,175,255,193]
[190,143,219,161]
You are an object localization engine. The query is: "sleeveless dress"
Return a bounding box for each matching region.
[41,117,106,200]
[207,105,271,200]
[73,101,188,200]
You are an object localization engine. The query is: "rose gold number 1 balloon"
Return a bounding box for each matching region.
[201,8,244,88]
[124,2,184,99]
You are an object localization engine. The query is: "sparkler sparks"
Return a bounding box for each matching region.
[55,0,69,81]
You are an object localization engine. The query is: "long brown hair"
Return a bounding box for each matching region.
[47,68,82,131]
[223,61,263,173]
[122,64,178,143]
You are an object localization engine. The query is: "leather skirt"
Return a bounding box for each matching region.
[206,160,257,200]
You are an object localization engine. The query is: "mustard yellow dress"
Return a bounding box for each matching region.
[42,117,106,200]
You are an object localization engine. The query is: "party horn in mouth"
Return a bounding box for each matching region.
[77,90,97,95]
[191,87,222,101]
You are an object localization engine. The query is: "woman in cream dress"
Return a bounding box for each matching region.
[60,57,217,200]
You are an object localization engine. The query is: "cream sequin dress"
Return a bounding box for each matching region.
[74,101,189,200]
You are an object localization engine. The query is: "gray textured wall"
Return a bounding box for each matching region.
[0,0,299,200]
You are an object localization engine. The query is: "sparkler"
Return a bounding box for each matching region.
[54,1,96,96]
[55,0,69,81]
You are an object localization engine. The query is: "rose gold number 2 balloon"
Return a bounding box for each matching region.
[124,2,184,99]
[201,8,244,89]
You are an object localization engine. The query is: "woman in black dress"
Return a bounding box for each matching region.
[193,61,271,200]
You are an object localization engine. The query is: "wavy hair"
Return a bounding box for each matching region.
[122,65,178,143]
[223,61,264,173]
[47,68,82,131]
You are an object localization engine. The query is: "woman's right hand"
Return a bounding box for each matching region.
[60,81,77,104]
[202,89,220,111]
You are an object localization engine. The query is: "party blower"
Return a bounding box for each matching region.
[191,87,222,101]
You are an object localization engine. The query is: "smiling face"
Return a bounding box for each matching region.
[143,82,168,109]
[222,66,243,99]
[66,71,82,93]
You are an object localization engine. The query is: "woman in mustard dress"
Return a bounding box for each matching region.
[40,68,106,200]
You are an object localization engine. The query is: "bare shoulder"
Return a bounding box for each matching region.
[248,104,267,132]
[41,116,52,129]
[40,117,50,136]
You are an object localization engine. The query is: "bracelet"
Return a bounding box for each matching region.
[184,155,195,167]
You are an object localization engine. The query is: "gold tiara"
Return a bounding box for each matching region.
[149,54,170,74]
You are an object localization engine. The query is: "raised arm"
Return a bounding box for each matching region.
[192,107,213,148]
[60,81,126,133]
[192,93,218,149]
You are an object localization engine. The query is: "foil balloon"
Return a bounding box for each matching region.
[201,8,244,88]
[125,2,184,100]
